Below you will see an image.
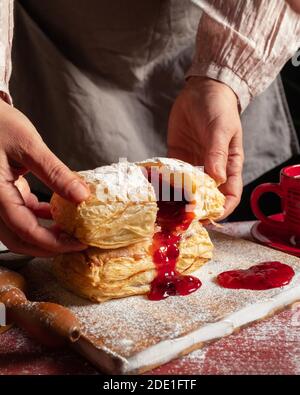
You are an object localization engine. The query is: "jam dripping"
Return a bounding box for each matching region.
[216,261,295,290]
[147,171,201,301]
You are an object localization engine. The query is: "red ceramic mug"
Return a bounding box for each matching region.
[251,164,300,236]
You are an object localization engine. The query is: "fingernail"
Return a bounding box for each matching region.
[216,166,226,184]
[68,181,90,202]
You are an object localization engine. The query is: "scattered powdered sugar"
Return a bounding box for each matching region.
[0,326,43,355]
[153,303,300,375]
[21,231,300,369]
[0,326,98,375]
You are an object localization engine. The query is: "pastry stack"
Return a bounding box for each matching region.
[50,158,225,302]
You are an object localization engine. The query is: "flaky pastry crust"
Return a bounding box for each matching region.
[50,158,225,249]
[51,158,225,302]
[138,157,225,221]
[50,162,158,249]
[53,222,213,302]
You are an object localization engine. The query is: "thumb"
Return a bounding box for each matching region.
[204,127,231,185]
[18,138,90,203]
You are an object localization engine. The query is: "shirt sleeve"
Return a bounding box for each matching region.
[188,0,300,112]
[0,0,13,104]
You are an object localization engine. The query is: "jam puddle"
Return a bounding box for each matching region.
[147,179,201,301]
[216,261,295,290]
[145,170,295,299]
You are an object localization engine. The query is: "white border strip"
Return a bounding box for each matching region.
[126,282,300,373]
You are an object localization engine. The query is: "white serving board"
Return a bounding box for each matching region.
[22,231,300,374]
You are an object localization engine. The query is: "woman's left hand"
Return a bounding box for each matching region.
[168,76,244,220]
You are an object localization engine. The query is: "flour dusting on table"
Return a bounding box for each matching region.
[22,231,300,371]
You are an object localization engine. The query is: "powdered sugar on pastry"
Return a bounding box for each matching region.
[50,161,158,249]
[141,157,201,173]
[138,157,225,221]
[79,161,155,203]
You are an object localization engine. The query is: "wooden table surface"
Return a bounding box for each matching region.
[1,221,300,375]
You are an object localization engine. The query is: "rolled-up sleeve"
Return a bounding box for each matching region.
[0,0,13,104]
[188,0,300,112]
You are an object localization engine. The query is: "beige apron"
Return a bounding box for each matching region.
[10,0,299,194]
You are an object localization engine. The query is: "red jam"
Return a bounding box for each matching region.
[216,261,295,290]
[147,172,201,301]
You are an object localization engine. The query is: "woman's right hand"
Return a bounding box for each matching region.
[168,77,244,220]
[0,99,90,257]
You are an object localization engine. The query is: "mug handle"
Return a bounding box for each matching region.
[251,183,284,228]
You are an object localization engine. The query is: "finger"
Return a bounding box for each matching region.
[31,201,52,219]
[218,135,244,220]
[21,190,52,219]
[0,218,57,257]
[0,180,87,253]
[12,138,90,204]
[219,171,243,219]
[14,175,30,195]
[204,127,231,185]
[219,189,242,220]
[14,177,52,219]
[219,174,243,220]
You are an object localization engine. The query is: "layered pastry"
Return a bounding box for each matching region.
[50,162,157,249]
[50,158,225,302]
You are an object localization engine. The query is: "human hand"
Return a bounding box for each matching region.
[0,99,90,256]
[168,76,244,220]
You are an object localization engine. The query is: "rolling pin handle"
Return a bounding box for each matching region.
[0,266,81,347]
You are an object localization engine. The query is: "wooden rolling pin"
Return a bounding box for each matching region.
[0,266,81,347]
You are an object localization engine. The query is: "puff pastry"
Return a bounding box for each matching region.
[53,222,213,302]
[50,158,225,302]
[50,162,158,249]
[50,158,224,248]
[138,157,224,222]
